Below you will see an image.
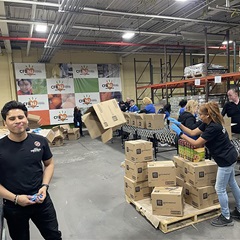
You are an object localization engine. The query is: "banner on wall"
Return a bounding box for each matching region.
[15,63,122,125]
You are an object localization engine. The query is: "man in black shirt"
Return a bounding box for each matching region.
[0,101,62,240]
[222,88,240,134]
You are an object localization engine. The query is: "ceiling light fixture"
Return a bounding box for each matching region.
[175,0,187,2]
[122,32,135,40]
[35,24,47,33]
[222,40,233,45]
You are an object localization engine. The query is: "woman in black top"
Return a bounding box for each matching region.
[178,100,202,139]
[73,106,84,136]
[169,102,240,227]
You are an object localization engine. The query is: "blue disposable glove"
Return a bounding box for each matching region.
[170,124,182,136]
[168,117,181,126]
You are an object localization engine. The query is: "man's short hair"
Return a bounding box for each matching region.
[1,101,28,120]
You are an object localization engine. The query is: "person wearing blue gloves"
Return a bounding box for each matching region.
[169,102,240,227]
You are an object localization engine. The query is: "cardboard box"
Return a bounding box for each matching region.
[36,129,55,143]
[184,182,219,209]
[49,138,64,147]
[148,161,176,187]
[173,155,189,180]
[125,159,151,182]
[0,128,9,139]
[144,114,165,130]
[124,176,152,201]
[125,140,153,162]
[176,176,184,187]
[123,112,131,125]
[51,126,64,140]
[184,160,217,187]
[151,186,184,216]
[223,116,232,140]
[82,99,126,143]
[27,113,41,122]
[135,114,146,128]
[128,113,137,127]
[68,128,80,140]
[59,124,71,132]
[0,115,4,126]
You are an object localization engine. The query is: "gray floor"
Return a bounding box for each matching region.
[6,134,240,239]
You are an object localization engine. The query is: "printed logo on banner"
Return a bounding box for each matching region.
[53,110,71,122]
[102,79,119,90]
[79,94,98,105]
[76,65,93,75]
[18,64,44,77]
[72,64,98,78]
[19,64,35,77]
[50,80,72,92]
[23,97,45,109]
[98,78,121,92]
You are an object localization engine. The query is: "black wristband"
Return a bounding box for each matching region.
[41,184,49,191]
[179,132,183,138]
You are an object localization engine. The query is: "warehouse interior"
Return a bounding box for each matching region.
[1,0,240,239]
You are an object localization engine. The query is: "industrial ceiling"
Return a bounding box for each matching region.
[0,0,240,62]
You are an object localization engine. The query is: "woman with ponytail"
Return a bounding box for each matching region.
[169,102,240,227]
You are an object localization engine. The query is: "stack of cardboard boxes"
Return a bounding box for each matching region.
[124,139,219,217]
[148,161,184,217]
[124,140,153,201]
[174,155,219,209]
[123,113,165,130]
[33,124,80,147]
[124,139,184,217]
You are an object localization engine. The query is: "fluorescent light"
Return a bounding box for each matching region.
[35,24,47,33]
[176,0,187,2]
[222,40,233,45]
[122,32,135,40]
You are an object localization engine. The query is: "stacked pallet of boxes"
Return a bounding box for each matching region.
[174,139,219,210]
[124,140,153,201]
[124,139,184,217]
[148,161,184,216]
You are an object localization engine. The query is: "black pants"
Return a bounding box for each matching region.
[3,194,62,240]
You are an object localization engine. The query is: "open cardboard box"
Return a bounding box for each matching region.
[82,99,126,143]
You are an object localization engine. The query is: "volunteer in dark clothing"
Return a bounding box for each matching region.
[177,100,202,139]
[222,88,240,134]
[169,101,240,227]
[0,101,62,240]
[178,99,187,116]
[73,106,84,136]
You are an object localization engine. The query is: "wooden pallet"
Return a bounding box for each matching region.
[126,196,221,233]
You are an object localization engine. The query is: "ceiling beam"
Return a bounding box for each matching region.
[26,0,37,56]
[0,0,239,27]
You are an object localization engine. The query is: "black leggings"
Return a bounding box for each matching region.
[3,194,62,240]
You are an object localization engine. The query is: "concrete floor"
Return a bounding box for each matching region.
[5,134,240,239]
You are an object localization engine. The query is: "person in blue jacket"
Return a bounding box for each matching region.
[128,99,139,112]
[139,97,155,114]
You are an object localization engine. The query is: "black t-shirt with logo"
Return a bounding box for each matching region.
[0,133,52,195]
[199,121,237,167]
